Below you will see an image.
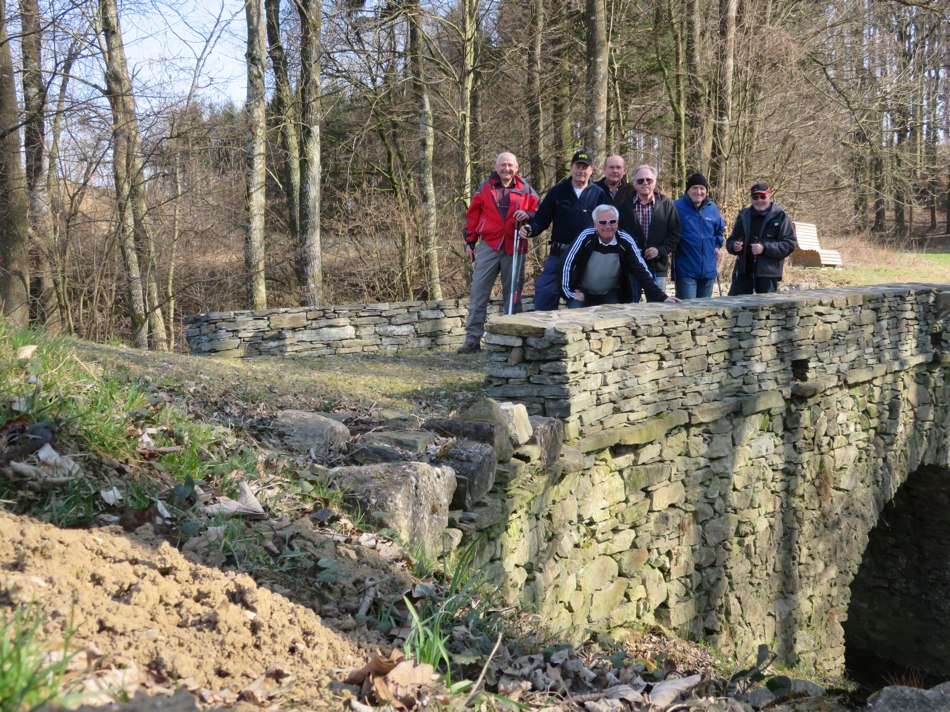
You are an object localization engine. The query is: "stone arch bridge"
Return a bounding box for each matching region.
[476,284,950,676]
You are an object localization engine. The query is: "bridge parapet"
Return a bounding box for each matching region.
[477,285,950,674]
[485,285,947,442]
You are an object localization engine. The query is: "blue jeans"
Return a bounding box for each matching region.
[728,274,778,295]
[567,290,620,309]
[675,276,716,299]
[534,252,568,311]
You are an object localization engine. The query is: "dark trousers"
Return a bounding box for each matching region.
[567,290,620,309]
[534,250,569,311]
[728,274,778,295]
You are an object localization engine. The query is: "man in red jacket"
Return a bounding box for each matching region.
[458,152,539,354]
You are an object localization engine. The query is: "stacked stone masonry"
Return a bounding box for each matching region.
[184,297,532,358]
[475,284,950,675]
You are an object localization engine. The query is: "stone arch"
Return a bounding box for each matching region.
[845,464,950,681]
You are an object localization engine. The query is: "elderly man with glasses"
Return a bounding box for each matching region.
[457,151,539,354]
[726,182,798,295]
[561,205,680,308]
[617,164,681,301]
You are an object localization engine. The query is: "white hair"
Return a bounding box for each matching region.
[592,204,619,221]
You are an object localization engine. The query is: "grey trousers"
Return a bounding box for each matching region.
[464,240,524,340]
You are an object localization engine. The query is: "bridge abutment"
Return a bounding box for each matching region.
[477,285,950,674]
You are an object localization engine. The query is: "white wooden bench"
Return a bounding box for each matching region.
[791,222,843,268]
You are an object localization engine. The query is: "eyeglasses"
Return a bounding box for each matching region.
[596,219,618,225]
[635,178,654,185]
[751,193,770,200]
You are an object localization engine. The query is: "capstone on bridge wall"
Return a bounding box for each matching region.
[475,284,950,674]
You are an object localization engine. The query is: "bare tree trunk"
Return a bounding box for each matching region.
[656,0,686,192]
[526,0,545,189]
[100,0,167,349]
[0,0,30,326]
[19,0,60,330]
[685,0,709,170]
[297,0,322,306]
[265,0,300,241]
[709,0,736,198]
[166,156,181,350]
[244,0,268,309]
[548,0,572,183]
[925,47,937,231]
[99,0,146,347]
[47,43,78,331]
[458,0,478,207]
[585,0,607,160]
[408,2,441,299]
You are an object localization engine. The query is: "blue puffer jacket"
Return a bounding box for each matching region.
[674,194,725,280]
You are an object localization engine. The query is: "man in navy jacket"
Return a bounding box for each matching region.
[673,173,726,299]
[519,151,608,311]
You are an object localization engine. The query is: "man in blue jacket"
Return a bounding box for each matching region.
[519,151,608,311]
[673,173,726,299]
[726,182,797,295]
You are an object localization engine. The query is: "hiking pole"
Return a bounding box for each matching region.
[717,275,723,296]
[507,225,521,315]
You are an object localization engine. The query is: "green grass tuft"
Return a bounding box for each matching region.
[0,603,80,711]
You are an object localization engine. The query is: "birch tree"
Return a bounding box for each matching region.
[244,0,267,309]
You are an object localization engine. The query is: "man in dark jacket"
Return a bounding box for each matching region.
[726,182,797,295]
[595,155,635,206]
[673,173,726,299]
[458,152,539,353]
[562,205,679,307]
[617,164,680,300]
[519,151,608,311]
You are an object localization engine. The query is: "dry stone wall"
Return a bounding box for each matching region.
[474,284,950,675]
[184,297,532,358]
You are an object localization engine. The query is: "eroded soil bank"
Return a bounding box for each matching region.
[1,511,372,709]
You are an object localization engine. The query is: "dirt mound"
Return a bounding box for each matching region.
[0,511,369,709]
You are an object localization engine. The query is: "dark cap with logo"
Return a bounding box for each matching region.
[571,150,593,166]
[750,182,772,195]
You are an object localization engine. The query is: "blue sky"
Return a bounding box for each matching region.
[121,0,247,105]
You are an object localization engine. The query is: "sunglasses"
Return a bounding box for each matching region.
[596,219,618,225]
[635,178,654,185]
[751,193,770,200]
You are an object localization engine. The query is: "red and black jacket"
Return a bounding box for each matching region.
[464,173,539,255]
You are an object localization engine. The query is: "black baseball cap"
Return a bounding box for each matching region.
[750,182,772,195]
[571,151,593,166]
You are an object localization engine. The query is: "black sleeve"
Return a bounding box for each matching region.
[725,213,745,254]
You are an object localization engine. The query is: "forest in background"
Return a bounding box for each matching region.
[0,0,947,350]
